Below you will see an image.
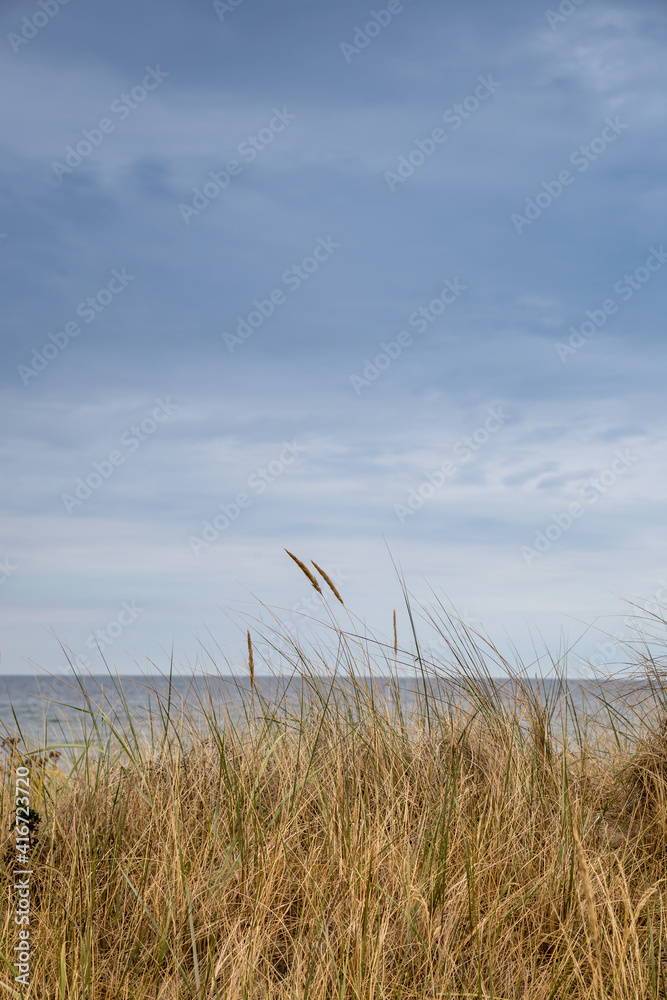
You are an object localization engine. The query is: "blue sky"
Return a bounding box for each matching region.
[1,0,666,675]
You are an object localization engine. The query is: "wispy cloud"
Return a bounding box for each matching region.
[1,0,666,672]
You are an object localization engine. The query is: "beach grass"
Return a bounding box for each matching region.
[2,599,667,998]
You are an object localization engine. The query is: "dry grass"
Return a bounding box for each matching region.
[2,606,667,999]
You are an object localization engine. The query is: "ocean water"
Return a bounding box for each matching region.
[0,672,662,750]
[0,673,299,747]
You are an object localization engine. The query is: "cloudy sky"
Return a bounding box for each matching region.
[1,0,666,676]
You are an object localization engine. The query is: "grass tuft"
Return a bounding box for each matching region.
[2,595,667,998]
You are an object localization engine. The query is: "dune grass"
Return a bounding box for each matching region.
[2,598,667,998]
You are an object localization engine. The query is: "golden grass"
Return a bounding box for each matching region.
[284,551,322,595]
[2,606,667,999]
[310,564,344,606]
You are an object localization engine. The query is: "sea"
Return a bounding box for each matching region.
[0,671,663,752]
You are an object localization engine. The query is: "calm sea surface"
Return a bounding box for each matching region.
[0,673,662,749]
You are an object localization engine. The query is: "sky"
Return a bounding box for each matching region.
[1,0,666,676]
